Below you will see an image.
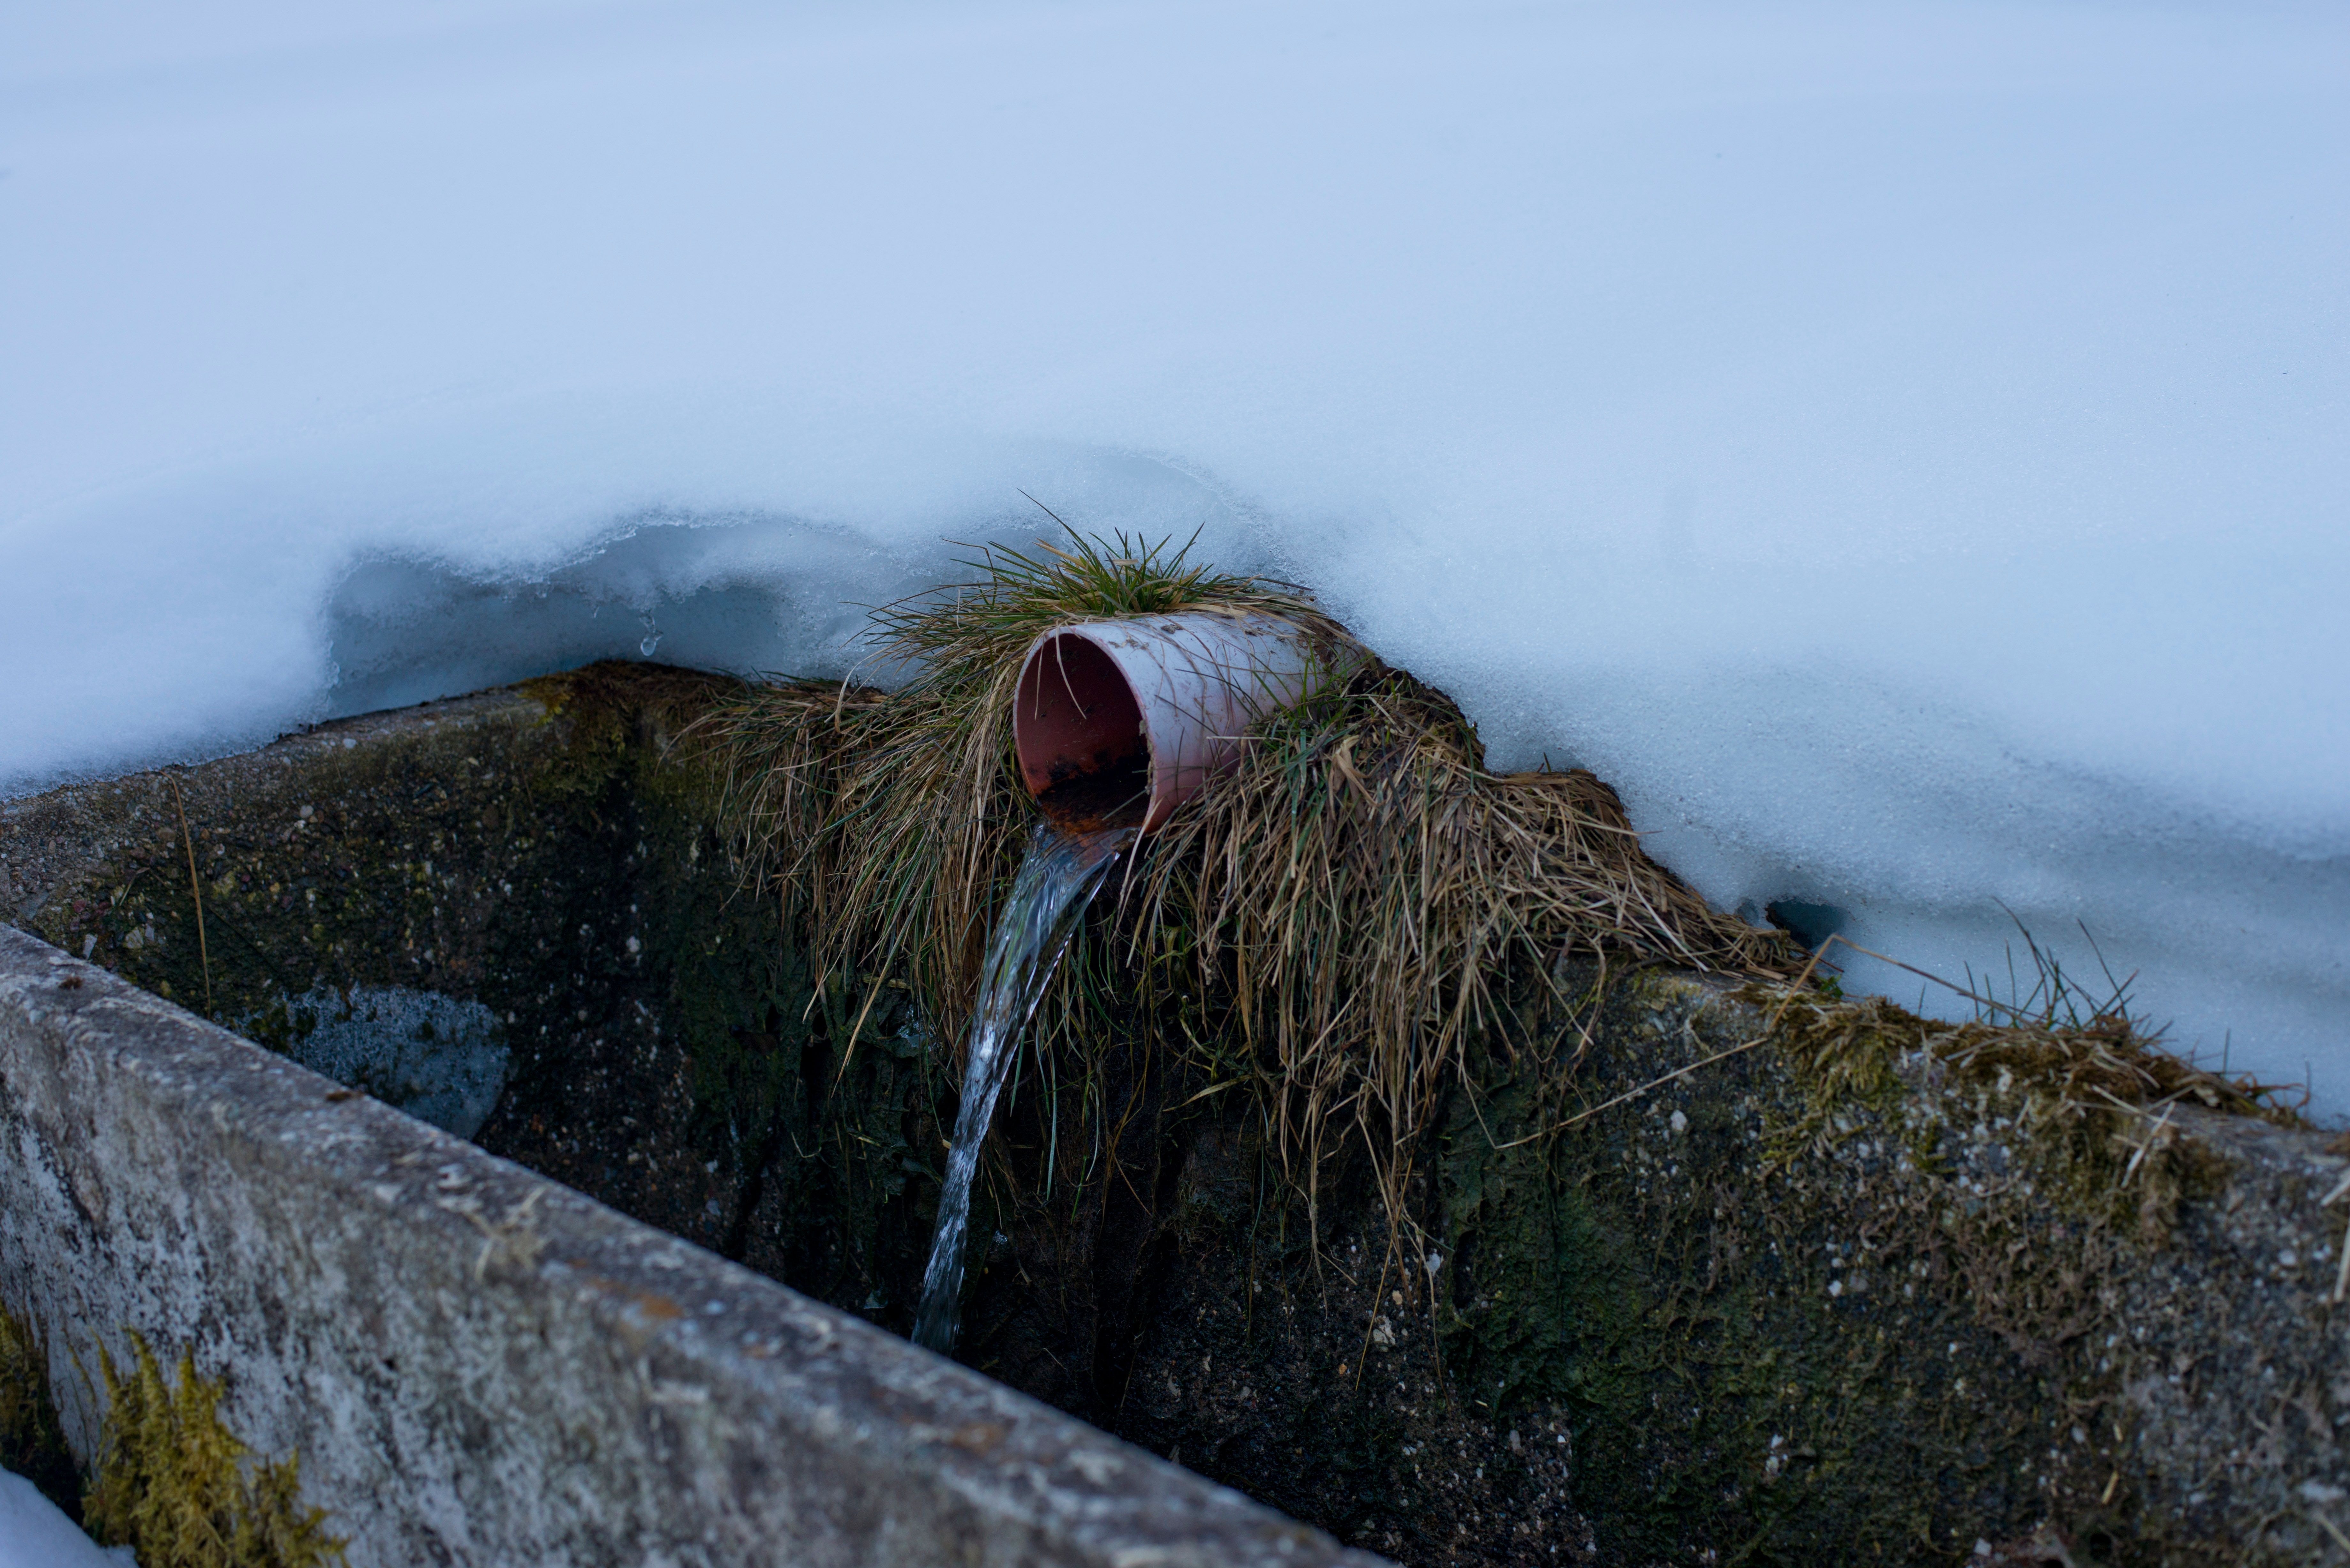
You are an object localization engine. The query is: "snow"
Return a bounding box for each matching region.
[0,1471,133,1568]
[2,3,2344,1104]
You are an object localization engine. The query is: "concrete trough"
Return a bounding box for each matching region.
[10,664,2350,1564]
[0,921,1378,1565]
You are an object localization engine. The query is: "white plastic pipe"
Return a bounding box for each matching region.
[1012,612,1323,834]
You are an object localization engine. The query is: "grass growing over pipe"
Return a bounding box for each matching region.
[702,530,1353,1029]
[700,530,1793,1247]
[1117,656,1793,1237]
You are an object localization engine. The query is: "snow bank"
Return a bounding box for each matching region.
[3,3,2343,1104]
[0,1472,133,1568]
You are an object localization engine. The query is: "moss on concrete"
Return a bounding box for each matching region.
[2,1303,343,1568]
[1421,970,2086,1562]
[901,947,2317,1565]
[84,1331,345,1568]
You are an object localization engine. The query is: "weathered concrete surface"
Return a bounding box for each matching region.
[0,922,1382,1567]
[9,665,2350,1564]
[886,954,2350,1566]
[0,667,790,1259]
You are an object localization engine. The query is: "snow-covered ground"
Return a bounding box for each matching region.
[3,3,2343,1105]
[0,1472,131,1567]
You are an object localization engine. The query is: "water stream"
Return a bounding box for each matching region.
[911,820,1136,1354]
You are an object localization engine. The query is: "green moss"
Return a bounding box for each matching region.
[83,1331,345,1568]
[1390,955,2319,1565]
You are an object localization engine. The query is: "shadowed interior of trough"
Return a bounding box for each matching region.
[8,661,2345,1567]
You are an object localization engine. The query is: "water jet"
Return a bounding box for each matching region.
[919,612,1330,1350]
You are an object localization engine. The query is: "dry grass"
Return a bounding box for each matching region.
[1754,926,2290,1139]
[1116,656,1789,1232]
[1745,940,2292,1250]
[701,530,1352,1028]
[1758,985,2284,1124]
[699,530,1793,1243]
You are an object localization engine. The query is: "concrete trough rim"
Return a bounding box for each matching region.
[0,923,1385,1567]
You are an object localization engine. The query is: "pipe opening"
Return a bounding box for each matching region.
[1014,633,1150,830]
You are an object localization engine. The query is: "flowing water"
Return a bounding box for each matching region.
[911,820,1136,1354]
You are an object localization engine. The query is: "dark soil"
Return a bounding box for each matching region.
[1039,750,1152,830]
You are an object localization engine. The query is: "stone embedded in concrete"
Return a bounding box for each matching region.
[0,924,1384,1568]
[265,982,510,1139]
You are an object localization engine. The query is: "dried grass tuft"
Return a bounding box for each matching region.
[700,530,1351,1025]
[1754,926,2291,1139]
[698,530,1792,1244]
[1758,986,2283,1124]
[1746,939,2292,1244]
[1117,657,1788,1233]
